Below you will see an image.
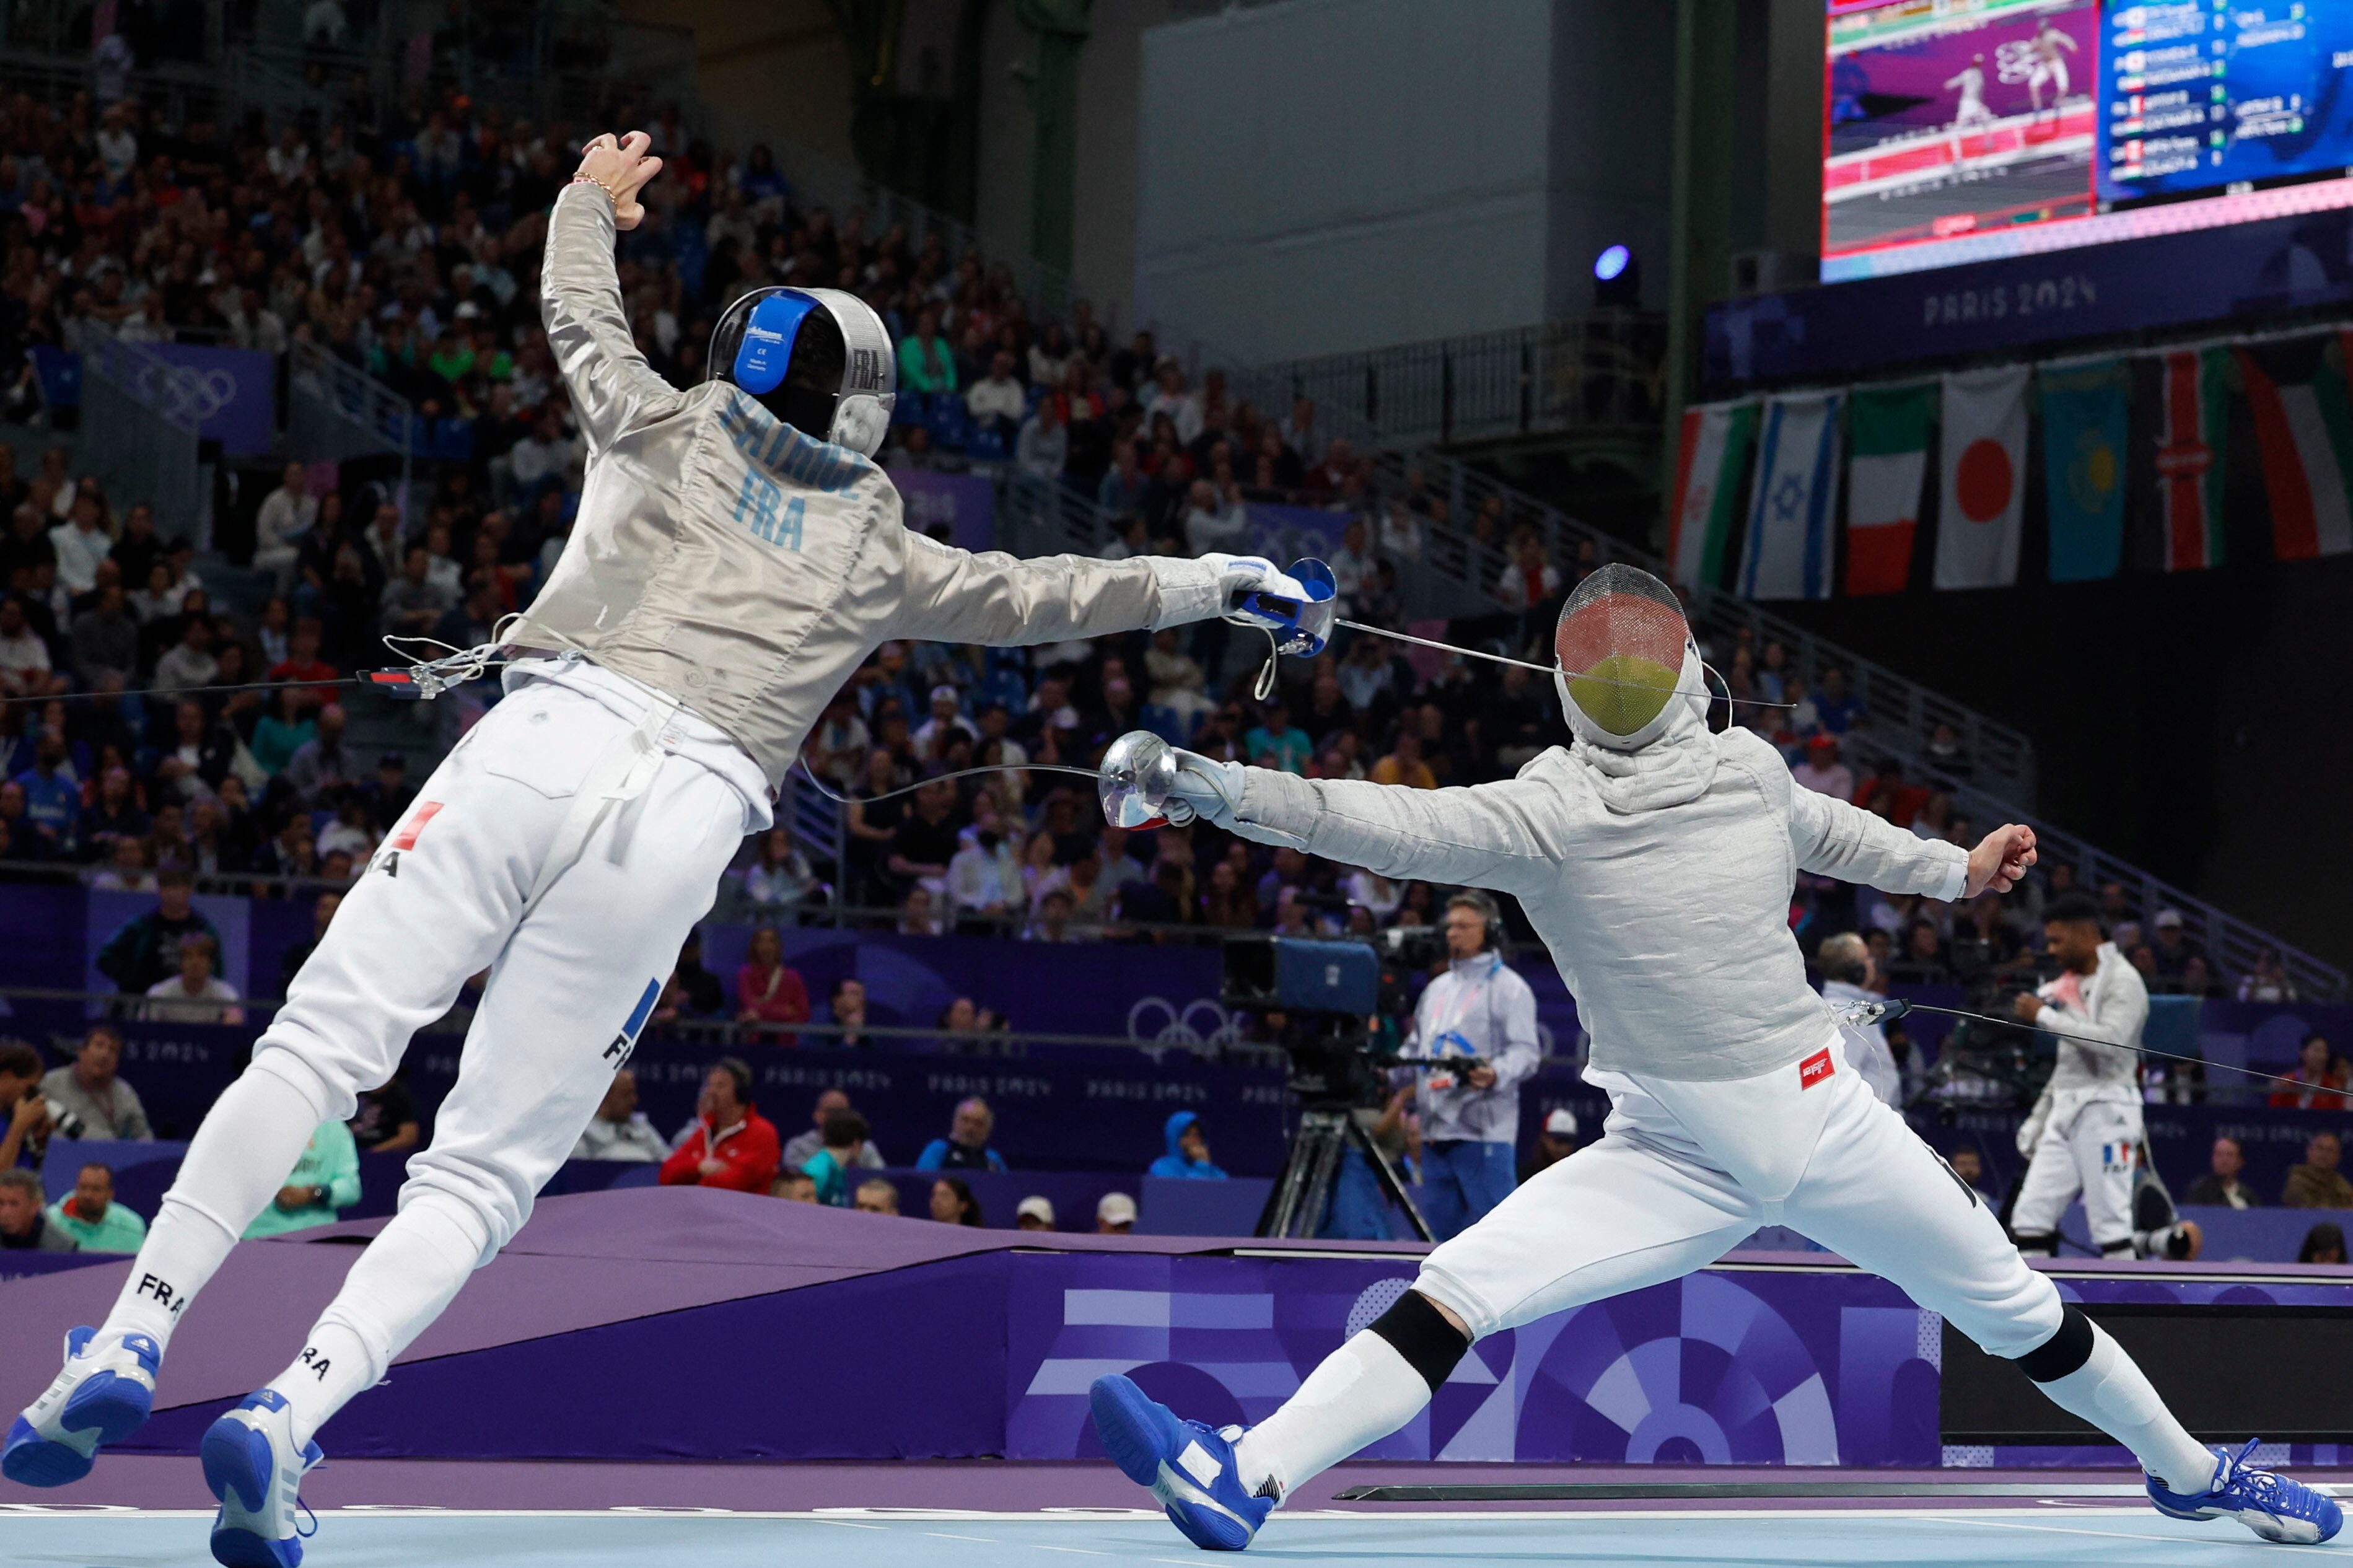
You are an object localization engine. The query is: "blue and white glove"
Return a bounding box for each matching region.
[1202,554,1312,629]
[1160,749,1247,830]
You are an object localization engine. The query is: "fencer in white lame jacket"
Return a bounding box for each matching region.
[1219,652,1970,1084]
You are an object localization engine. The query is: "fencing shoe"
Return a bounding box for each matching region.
[202,1390,325,1568]
[2,1326,160,1486]
[1090,1373,1273,1551]
[2146,1439,2344,1544]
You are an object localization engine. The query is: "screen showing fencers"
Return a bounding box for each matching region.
[1822,0,2353,283]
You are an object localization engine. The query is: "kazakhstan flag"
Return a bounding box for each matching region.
[2039,359,2129,584]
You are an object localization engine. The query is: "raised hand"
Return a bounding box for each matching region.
[575,131,664,231]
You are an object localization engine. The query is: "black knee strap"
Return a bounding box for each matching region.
[2011,1230,2060,1258]
[1369,1289,1470,1394]
[2010,1303,2096,1383]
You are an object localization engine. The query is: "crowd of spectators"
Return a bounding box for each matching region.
[0,70,2291,1019]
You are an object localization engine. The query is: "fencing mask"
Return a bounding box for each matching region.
[708,286,896,457]
[1553,563,1704,751]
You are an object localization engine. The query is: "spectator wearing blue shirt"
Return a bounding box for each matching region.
[1149,1111,1228,1180]
[11,729,79,857]
[1243,703,1313,776]
[1812,665,1863,735]
[916,1097,1009,1173]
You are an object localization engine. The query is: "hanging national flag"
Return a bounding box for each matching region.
[1667,400,1757,589]
[1934,366,2027,590]
[2238,333,2353,561]
[2038,358,2130,584]
[1844,382,1933,595]
[2131,346,2228,572]
[1740,391,1842,600]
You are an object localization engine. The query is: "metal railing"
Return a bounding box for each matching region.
[287,338,414,516]
[0,990,1261,1059]
[1246,317,1669,449]
[79,331,206,543]
[1833,732,2346,1000]
[773,138,1090,331]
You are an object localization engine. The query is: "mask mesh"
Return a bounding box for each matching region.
[1554,563,1689,737]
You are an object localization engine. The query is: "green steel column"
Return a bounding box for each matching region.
[1663,0,1739,506]
[1016,0,1091,274]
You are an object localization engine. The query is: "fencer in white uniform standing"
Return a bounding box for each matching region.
[1087,564,2338,1551]
[2007,899,2149,1257]
[4,131,1305,1566]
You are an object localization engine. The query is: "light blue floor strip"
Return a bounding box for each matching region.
[0,1507,2330,1565]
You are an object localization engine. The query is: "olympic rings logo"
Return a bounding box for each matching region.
[131,362,235,424]
[1126,996,1248,1050]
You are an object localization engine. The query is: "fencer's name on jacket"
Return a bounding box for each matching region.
[718,390,870,492]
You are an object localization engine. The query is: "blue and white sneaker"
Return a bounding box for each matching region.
[2147,1439,2344,1544]
[201,1390,325,1568]
[2,1326,160,1486]
[1090,1374,1274,1552]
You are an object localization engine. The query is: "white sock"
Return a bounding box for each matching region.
[97,1067,326,1352]
[2033,1322,2215,1494]
[271,1197,485,1448]
[1233,1331,1433,1501]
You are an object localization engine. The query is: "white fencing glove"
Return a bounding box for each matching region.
[1202,554,1312,629]
[1159,749,1247,830]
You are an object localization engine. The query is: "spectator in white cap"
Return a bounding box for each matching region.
[1016,1196,1057,1232]
[912,685,978,757]
[2149,908,2203,986]
[1096,1191,1137,1233]
[1521,1108,1579,1184]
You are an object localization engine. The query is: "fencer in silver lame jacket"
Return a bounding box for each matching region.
[1205,649,1973,1084]
[509,183,1227,789]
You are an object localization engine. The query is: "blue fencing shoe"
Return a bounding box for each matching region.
[1090,1373,1274,1552]
[202,1390,325,1568]
[2,1326,160,1486]
[2147,1439,2344,1544]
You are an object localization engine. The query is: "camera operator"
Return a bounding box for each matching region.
[2007,895,2149,1258]
[1394,891,1538,1240]
[0,1040,52,1171]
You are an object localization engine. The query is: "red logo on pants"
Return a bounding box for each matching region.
[390,801,444,851]
[1798,1048,1834,1090]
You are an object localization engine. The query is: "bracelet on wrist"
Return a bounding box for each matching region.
[569,174,617,202]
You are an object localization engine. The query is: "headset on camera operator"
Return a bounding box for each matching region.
[1394,891,1540,1241]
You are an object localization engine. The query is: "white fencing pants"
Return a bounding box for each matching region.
[1414,1037,2063,1360]
[250,677,752,1255]
[2010,1092,2143,1256]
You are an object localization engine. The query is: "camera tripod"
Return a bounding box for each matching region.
[1257,1100,1434,1243]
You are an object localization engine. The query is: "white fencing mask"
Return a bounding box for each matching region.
[1552,563,1705,751]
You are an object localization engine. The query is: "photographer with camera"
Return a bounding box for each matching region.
[2007,895,2149,1259]
[1395,891,1539,1241]
[0,1041,53,1172]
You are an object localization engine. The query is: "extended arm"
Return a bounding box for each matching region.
[1789,784,1968,899]
[540,151,680,453]
[1226,768,1556,898]
[883,528,1284,645]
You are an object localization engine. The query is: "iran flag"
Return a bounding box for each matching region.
[1934,366,2028,590]
[1667,401,1757,589]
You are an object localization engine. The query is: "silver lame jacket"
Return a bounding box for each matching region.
[1223,701,1970,1084]
[511,185,1222,789]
